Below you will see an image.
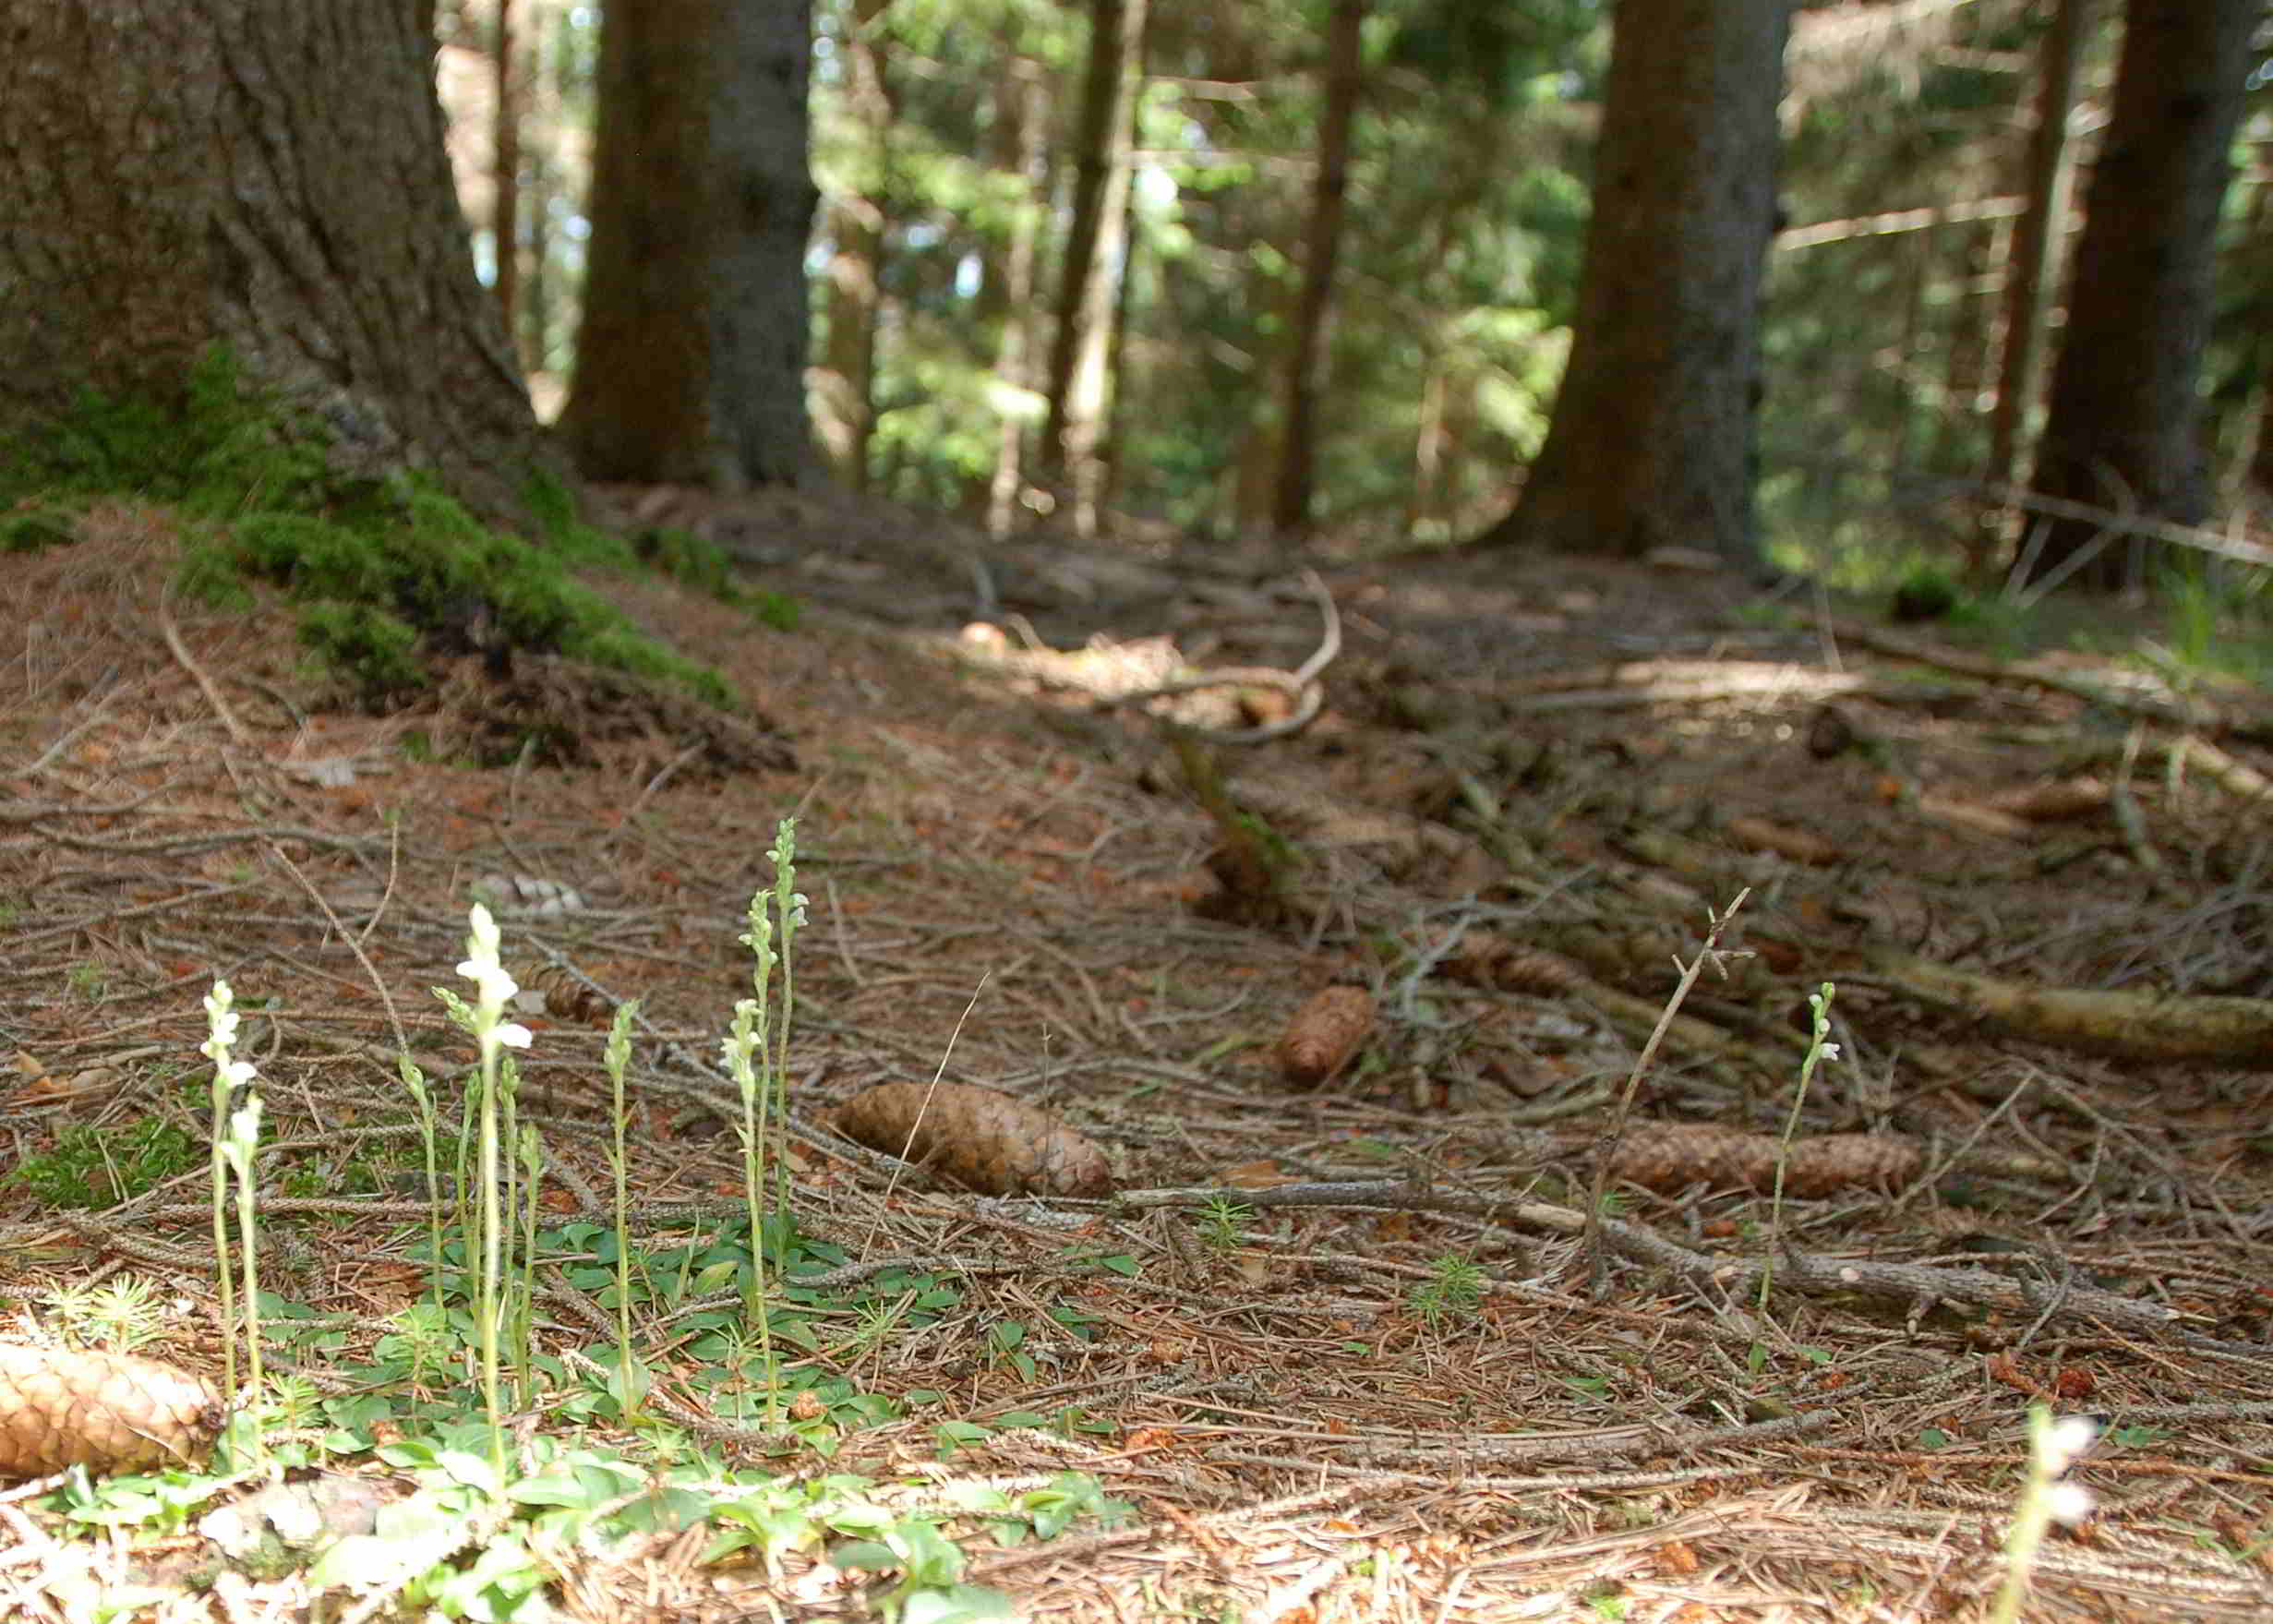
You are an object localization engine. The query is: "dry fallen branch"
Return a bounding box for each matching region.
[2166,734,2273,802]
[1121,1181,2226,1353]
[1100,568,1342,744]
[1866,950,2273,1068]
[1500,657,1953,713]
[1825,617,2252,735]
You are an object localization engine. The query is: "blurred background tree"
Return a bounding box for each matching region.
[423,0,2272,587]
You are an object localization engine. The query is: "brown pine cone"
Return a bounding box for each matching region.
[834,1082,1113,1197]
[0,1344,223,1478]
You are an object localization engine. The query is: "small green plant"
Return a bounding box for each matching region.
[2147,558,2271,687]
[14,1117,197,1209]
[833,1516,1015,1623]
[1889,564,1960,623]
[41,1274,168,1353]
[603,999,654,1421]
[721,818,804,1423]
[986,1319,1037,1380]
[1989,1408,2098,1624]
[1408,1255,1485,1328]
[0,506,78,554]
[216,1040,266,1430]
[432,905,535,1471]
[371,1299,459,1392]
[200,980,262,1405]
[1196,1196,1251,1249]
[1758,982,1839,1319]
[744,586,802,632]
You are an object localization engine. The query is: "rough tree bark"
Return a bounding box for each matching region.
[492,0,522,340]
[1986,0,2092,497]
[0,0,552,513]
[983,57,1050,537]
[518,0,557,380]
[2026,0,2255,587]
[813,0,892,492]
[1040,0,1148,535]
[561,0,817,488]
[1471,0,1789,565]
[1270,0,1366,537]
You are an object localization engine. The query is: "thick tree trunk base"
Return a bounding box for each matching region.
[0,0,558,522]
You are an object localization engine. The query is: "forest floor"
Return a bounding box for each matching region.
[2,487,2271,1622]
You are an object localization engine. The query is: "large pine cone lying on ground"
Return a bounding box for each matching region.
[0,1345,222,1477]
[833,1082,1113,1197]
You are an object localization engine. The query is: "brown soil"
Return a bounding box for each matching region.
[4,489,2271,1620]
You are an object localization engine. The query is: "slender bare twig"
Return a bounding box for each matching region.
[1585,891,1750,1293]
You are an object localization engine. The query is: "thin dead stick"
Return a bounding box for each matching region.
[1585,890,1751,1295]
[1100,568,1341,745]
[865,971,992,1251]
[356,812,404,949]
[268,841,409,1057]
[20,673,127,775]
[156,583,254,746]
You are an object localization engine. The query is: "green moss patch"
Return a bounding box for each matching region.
[2,348,779,718]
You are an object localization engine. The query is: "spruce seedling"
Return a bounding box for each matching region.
[1197,1197,1252,1250]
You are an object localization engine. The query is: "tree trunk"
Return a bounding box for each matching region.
[1986,0,2091,495]
[492,0,522,339]
[0,0,551,515]
[561,0,817,488]
[2025,0,2255,588]
[1040,0,1148,522]
[1270,0,1365,537]
[985,59,1050,538]
[1472,0,1788,565]
[1100,123,1148,525]
[1931,218,1997,469]
[2252,361,2273,515]
[519,0,554,384]
[1407,349,1449,538]
[814,0,892,493]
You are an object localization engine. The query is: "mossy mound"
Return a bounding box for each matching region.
[1,348,798,745]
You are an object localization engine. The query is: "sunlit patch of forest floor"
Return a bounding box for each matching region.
[3,488,2270,1621]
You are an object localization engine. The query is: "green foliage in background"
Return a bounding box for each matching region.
[13,1117,198,1209]
[809,0,1606,541]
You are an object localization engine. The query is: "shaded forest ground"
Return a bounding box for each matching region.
[3,489,2271,1621]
